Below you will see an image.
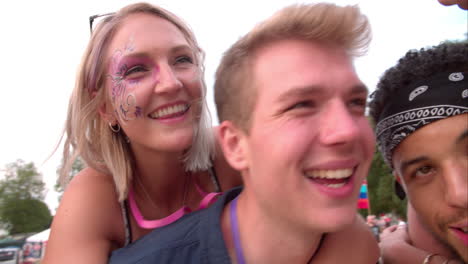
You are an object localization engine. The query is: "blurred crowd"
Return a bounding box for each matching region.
[366,214,406,242]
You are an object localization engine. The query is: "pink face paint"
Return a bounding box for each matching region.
[105,50,136,122]
[107,51,163,122]
[118,93,144,120]
[106,35,168,123]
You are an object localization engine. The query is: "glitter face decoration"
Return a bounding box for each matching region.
[107,38,154,123]
[106,31,203,127]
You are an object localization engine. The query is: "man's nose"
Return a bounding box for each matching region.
[319,100,360,146]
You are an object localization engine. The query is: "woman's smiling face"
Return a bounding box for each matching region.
[103,13,203,154]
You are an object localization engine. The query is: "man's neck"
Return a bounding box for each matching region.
[221,190,323,264]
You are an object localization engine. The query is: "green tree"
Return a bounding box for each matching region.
[0,160,52,234]
[1,198,51,234]
[0,160,45,201]
[367,149,407,219]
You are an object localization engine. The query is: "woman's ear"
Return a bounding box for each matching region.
[93,90,115,123]
[217,121,249,171]
[98,101,117,124]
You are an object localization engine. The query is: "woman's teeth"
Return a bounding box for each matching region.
[149,104,188,119]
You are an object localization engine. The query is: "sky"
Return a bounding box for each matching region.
[0,0,466,214]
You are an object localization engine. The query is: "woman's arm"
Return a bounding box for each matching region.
[311,214,380,264]
[42,168,124,264]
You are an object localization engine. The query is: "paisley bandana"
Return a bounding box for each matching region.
[375,71,468,166]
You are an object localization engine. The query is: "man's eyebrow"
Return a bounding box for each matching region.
[275,84,368,103]
[456,129,468,144]
[399,128,467,172]
[350,84,368,94]
[275,85,322,103]
[400,156,429,173]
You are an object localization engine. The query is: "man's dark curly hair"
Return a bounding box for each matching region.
[369,40,468,123]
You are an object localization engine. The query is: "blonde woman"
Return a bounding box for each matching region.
[44,3,240,263]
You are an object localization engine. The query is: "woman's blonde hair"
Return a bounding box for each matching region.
[59,2,214,201]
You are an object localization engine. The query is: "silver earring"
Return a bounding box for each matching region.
[109,122,121,133]
[125,136,130,143]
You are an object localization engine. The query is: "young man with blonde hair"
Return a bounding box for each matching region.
[110,3,379,263]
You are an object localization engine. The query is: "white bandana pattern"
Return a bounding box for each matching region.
[376,72,468,166]
[376,105,468,164]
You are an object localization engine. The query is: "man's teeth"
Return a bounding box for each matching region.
[305,168,353,179]
[150,104,188,118]
[326,183,346,188]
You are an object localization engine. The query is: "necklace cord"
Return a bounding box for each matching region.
[135,172,190,211]
[230,197,247,264]
[129,172,220,229]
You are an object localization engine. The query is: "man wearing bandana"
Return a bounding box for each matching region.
[370,41,467,264]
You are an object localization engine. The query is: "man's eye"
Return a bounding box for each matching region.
[124,65,147,77]
[175,56,194,64]
[288,101,314,110]
[350,98,367,107]
[414,166,435,177]
[348,97,367,115]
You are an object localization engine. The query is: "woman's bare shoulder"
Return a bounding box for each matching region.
[57,167,120,219]
[43,167,125,264]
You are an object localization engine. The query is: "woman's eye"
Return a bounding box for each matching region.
[175,55,194,64]
[124,65,147,77]
[414,165,435,178]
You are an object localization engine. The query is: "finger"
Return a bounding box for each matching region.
[438,0,458,6]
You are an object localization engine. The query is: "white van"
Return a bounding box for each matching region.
[22,229,49,264]
[0,246,22,264]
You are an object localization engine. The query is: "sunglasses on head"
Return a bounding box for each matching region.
[89,12,115,33]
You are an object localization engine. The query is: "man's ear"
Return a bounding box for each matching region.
[393,171,407,200]
[217,121,249,171]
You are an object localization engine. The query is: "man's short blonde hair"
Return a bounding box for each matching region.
[214,3,371,131]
